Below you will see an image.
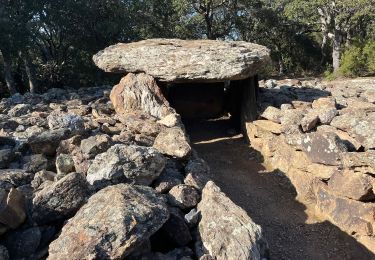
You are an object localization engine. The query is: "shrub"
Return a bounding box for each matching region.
[339,40,375,77]
[363,40,375,73]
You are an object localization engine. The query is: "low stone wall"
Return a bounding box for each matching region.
[246,78,375,250]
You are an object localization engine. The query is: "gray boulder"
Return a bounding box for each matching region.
[28,129,72,156]
[197,181,268,260]
[80,134,112,159]
[300,132,347,166]
[32,172,89,224]
[8,104,32,117]
[86,144,165,188]
[3,227,41,259]
[0,188,26,232]
[55,154,75,176]
[153,167,184,193]
[168,184,200,209]
[0,169,34,190]
[47,111,84,133]
[153,127,191,159]
[184,158,210,190]
[47,184,169,259]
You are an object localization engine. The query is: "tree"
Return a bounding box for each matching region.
[285,0,375,71]
[235,0,321,75]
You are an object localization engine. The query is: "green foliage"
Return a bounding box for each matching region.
[1,0,375,94]
[339,46,364,77]
[339,40,375,77]
[363,40,375,72]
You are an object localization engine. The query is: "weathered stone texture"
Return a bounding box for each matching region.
[93,39,270,82]
[110,73,173,118]
[197,181,269,259]
[47,184,169,259]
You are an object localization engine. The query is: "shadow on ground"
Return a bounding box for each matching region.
[184,118,374,260]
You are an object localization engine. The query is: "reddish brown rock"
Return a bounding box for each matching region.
[314,181,375,236]
[253,120,282,134]
[328,170,375,201]
[110,73,173,119]
[312,97,336,110]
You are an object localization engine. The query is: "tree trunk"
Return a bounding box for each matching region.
[0,50,17,95]
[321,34,327,65]
[205,13,214,39]
[278,59,285,76]
[332,28,342,72]
[21,50,38,93]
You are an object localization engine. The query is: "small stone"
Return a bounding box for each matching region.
[312,97,336,110]
[300,111,319,132]
[253,120,282,134]
[153,167,184,193]
[301,132,347,166]
[31,170,56,190]
[22,154,52,173]
[318,108,338,125]
[342,151,375,173]
[185,208,200,228]
[8,104,31,117]
[153,127,191,159]
[0,188,26,230]
[32,172,89,224]
[260,106,282,123]
[80,134,112,159]
[47,111,84,133]
[28,129,71,156]
[184,158,210,191]
[157,113,181,127]
[55,154,75,176]
[0,169,34,190]
[314,181,375,236]
[168,184,200,209]
[280,103,293,110]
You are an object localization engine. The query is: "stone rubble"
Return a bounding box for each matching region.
[248,77,375,250]
[0,39,269,259]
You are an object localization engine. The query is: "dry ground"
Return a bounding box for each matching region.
[185,117,375,260]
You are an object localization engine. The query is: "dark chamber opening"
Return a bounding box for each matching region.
[160,79,255,131]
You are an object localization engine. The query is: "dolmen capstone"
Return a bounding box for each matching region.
[93,38,270,82]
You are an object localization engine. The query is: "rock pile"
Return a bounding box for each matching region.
[0,39,269,259]
[247,77,375,250]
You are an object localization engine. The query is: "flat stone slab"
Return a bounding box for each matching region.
[93,39,270,83]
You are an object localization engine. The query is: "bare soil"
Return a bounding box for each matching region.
[185,117,375,260]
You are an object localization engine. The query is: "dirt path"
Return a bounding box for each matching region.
[185,118,374,260]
